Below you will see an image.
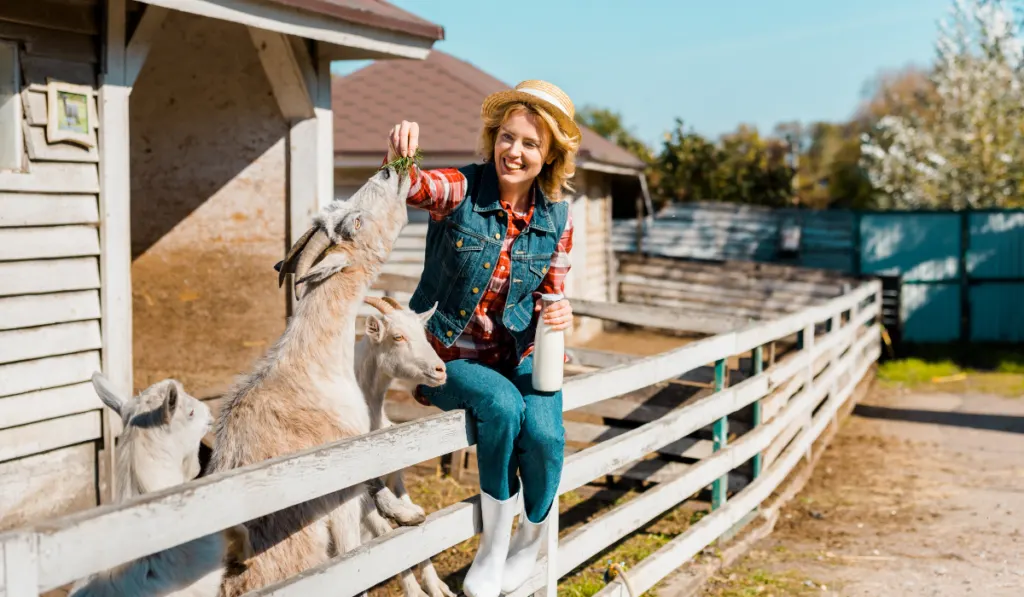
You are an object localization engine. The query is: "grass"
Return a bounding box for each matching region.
[702,566,828,597]
[876,343,1024,397]
[380,148,424,175]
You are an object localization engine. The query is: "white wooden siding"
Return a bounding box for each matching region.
[0,3,105,530]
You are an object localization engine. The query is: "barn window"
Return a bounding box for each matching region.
[0,40,22,172]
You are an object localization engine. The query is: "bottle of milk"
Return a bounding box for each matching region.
[532,293,565,392]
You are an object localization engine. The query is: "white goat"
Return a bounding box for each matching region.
[356,295,453,597]
[209,166,452,597]
[68,373,251,597]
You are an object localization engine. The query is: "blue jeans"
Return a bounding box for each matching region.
[418,355,565,523]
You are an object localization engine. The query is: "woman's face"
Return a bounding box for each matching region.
[494,109,551,189]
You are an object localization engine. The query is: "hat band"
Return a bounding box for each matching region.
[517,87,571,118]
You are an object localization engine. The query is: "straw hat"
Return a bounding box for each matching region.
[480,79,582,142]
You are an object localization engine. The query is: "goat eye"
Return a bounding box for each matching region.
[393,335,406,342]
[188,408,194,417]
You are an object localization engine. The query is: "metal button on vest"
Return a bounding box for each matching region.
[446,330,453,337]
[483,262,490,269]
[456,239,463,248]
[459,309,466,316]
[472,287,479,294]
[494,233,501,239]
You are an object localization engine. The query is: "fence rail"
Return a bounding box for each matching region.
[0,279,882,597]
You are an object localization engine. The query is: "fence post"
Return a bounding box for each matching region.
[2,533,39,597]
[750,346,764,479]
[800,324,815,462]
[536,504,559,597]
[711,358,729,509]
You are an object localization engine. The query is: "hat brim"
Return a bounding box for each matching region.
[481,89,582,142]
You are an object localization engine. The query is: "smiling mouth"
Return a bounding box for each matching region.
[502,157,524,173]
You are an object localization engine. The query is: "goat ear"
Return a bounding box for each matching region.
[277,226,318,288]
[162,383,179,423]
[295,252,351,288]
[418,301,438,325]
[364,314,386,343]
[90,372,126,417]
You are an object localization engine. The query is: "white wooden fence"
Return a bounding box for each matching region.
[0,279,882,597]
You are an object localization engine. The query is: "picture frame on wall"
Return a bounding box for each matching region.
[46,79,94,148]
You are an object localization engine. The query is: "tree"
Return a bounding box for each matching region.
[654,119,796,206]
[860,0,1024,209]
[575,105,655,164]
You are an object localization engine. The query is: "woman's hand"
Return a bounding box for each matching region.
[388,120,420,161]
[537,298,573,332]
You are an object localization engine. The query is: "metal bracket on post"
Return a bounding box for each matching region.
[711,358,729,509]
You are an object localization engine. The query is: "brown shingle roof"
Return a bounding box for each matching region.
[333,50,645,171]
[265,0,444,41]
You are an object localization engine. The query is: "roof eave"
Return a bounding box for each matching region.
[138,0,441,60]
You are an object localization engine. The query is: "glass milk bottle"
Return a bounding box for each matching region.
[532,293,565,392]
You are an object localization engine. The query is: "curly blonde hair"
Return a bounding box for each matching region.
[478,101,581,203]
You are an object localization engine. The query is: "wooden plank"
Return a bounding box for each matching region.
[565,420,714,460]
[0,225,100,261]
[569,298,745,336]
[0,163,100,194]
[0,320,102,365]
[0,0,100,35]
[0,20,96,63]
[0,193,98,227]
[0,290,101,331]
[138,0,434,61]
[0,257,100,297]
[0,351,100,398]
[1,533,38,597]
[0,443,97,534]
[0,382,101,430]
[249,28,313,120]
[0,411,101,462]
[20,55,96,86]
[28,411,473,593]
[22,121,99,163]
[124,5,168,87]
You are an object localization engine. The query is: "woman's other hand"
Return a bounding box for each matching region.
[388,120,420,161]
[537,298,573,332]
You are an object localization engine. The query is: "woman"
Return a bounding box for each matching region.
[386,80,580,597]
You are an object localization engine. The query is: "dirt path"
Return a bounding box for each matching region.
[698,386,1024,596]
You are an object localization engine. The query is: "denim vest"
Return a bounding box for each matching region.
[408,161,569,362]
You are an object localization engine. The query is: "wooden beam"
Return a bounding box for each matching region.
[313,44,333,212]
[249,28,314,120]
[570,297,747,336]
[98,0,132,505]
[124,5,169,88]
[138,0,435,60]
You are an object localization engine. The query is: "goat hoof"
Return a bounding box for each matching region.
[388,503,426,526]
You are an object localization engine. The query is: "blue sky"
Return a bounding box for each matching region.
[333,0,953,148]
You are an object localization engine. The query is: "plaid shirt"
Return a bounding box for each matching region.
[400,161,573,372]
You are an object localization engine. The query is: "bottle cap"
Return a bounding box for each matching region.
[539,293,563,303]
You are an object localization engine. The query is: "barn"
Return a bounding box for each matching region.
[330,50,650,342]
[0,0,444,529]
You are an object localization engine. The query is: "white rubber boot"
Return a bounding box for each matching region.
[500,506,552,594]
[462,491,518,597]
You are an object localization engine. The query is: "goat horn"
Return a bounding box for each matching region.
[381,296,404,310]
[363,296,395,314]
[278,225,318,288]
[293,228,332,293]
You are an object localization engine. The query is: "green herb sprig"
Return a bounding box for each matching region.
[380,148,424,176]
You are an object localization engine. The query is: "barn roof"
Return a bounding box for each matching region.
[332,50,645,172]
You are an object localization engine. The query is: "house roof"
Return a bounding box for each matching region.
[265,0,444,41]
[332,50,645,171]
